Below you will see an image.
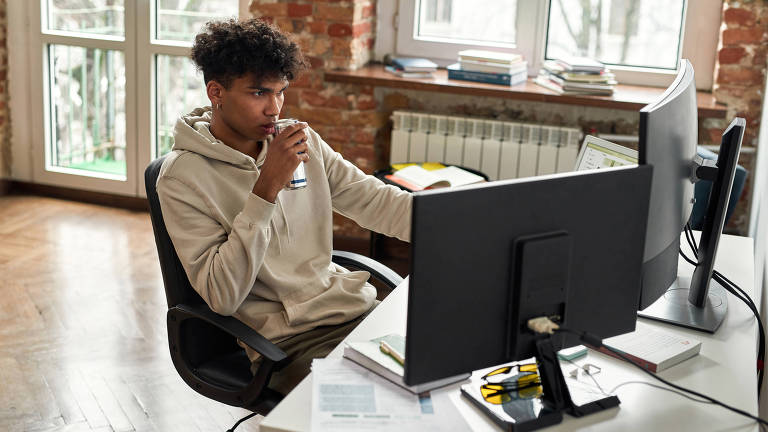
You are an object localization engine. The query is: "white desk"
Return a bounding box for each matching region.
[261,234,759,432]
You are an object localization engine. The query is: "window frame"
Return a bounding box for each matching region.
[390,0,721,90]
[8,0,249,198]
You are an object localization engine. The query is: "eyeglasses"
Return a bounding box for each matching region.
[479,363,543,404]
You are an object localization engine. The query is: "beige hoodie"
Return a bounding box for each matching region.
[157,108,411,358]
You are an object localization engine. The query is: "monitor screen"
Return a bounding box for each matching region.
[404,165,652,386]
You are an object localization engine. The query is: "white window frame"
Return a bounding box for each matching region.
[385,0,721,90]
[8,0,249,198]
[393,0,547,76]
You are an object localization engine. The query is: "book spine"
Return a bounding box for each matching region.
[591,345,658,373]
[448,69,520,86]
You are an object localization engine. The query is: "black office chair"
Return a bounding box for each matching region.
[145,155,404,414]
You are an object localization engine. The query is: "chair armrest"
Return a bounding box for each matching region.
[331,250,404,289]
[171,303,287,363]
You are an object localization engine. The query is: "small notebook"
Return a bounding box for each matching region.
[343,334,470,394]
[592,321,702,372]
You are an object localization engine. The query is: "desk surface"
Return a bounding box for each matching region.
[261,233,758,432]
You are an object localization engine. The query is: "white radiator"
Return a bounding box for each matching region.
[390,111,582,181]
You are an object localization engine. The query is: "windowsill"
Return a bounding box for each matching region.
[324,65,726,119]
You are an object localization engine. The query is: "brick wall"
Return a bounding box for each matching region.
[249,0,382,238]
[0,0,9,184]
[711,0,768,234]
[249,0,767,237]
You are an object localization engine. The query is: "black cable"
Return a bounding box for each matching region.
[608,380,712,404]
[684,224,765,392]
[227,412,257,432]
[679,248,698,267]
[558,327,768,427]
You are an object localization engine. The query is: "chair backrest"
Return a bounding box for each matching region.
[145,155,206,308]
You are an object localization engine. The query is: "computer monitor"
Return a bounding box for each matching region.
[636,59,745,332]
[404,165,652,429]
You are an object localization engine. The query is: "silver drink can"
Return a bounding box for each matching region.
[274,118,307,190]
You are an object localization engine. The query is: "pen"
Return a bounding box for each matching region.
[379,341,405,366]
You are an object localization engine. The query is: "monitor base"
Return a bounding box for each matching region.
[638,276,728,333]
[502,337,620,431]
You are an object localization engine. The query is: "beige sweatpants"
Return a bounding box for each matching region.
[251,301,379,396]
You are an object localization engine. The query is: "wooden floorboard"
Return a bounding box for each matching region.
[0,196,261,432]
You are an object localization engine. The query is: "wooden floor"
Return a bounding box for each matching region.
[0,195,262,432]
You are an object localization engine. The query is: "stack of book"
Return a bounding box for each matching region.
[385,57,438,79]
[535,55,617,96]
[447,49,527,86]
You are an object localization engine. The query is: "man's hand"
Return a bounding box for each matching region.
[252,122,310,203]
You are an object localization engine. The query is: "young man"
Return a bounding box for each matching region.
[156,19,412,394]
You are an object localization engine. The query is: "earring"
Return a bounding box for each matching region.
[216,103,222,110]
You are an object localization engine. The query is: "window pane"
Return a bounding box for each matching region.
[416,0,516,45]
[546,0,685,70]
[49,45,126,176]
[47,0,124,37]
[156,0,239,42]
[155,55,208,157]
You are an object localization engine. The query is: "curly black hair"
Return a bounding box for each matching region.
[190,18,308,88]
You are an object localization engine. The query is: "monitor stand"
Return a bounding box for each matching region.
[638,276,728,333]
[506,337,620,431]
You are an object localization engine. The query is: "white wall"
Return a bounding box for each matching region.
[752,72,768,416]
[7,0,34,182]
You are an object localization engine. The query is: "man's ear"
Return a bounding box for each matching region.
[206,80,225,106]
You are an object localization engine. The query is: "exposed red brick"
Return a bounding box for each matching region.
[722,27,766,45]
[355,95,377,110]
[718,46,746,64]
[352,128,376,144]
[383,93,411,110]
[753,46,767,66]
[717,67,765,86]
[352,21,372,37]
[283,90,300,106]
[288,106,345,125]
[301,90,329,107]
[259,16,274,25]
[288,3,313,17]
[724,7,756,27]
[306,56,325,69]
[275,17,294,32]
[361,4,374,18]
[308,21,327,34]
[332,38,353,56]
[345,111,389,128]
[320,126,354,142]
[316,4,355,21]
[706,128,724,144]
[326,95,350,109]
[328,23,353,37]
[251,3,288,17]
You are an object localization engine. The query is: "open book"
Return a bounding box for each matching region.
[343,334,470,394]
[385,165,486,191]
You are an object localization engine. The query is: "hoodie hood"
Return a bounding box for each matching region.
[172,106,266,170]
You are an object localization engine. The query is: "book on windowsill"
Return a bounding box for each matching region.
[390,57,438,72]
[589,321,702,372]
[458,49,523,66]
[385,65,435,79]
[447,63,527,86]
[343,334,471,394]
[384,164,486,191]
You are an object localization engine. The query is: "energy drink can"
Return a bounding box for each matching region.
[274,118,307,190]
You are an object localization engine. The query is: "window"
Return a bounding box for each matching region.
[389,0,720,89]
[10,1,248,197]
[395,0,545,69]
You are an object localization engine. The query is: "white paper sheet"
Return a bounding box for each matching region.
[310,358,469,432]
